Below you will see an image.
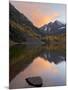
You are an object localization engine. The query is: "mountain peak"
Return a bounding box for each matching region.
[48,22,53,26]
[40,20,66,35]
[53,20,64,26]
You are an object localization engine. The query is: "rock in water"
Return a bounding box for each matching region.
[26,76,43,87]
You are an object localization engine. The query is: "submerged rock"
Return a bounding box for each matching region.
[26,76,43,87]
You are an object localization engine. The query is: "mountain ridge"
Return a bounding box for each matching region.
[9,3,42,44]
[40,20,66,35]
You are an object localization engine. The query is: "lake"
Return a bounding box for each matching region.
[9,44,66,89]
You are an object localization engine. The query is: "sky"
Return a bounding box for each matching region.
[10,1,66,27]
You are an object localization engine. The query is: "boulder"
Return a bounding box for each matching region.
[26,76,43,87]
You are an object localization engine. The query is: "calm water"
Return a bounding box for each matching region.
[9,44,66,89]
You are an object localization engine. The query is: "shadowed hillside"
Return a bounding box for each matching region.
[9,3,42,44]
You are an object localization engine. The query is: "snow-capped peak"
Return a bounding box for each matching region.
[54,20,64,26]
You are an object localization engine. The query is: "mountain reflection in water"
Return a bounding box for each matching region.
[10,57,66,88]
[9,44,66,89]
